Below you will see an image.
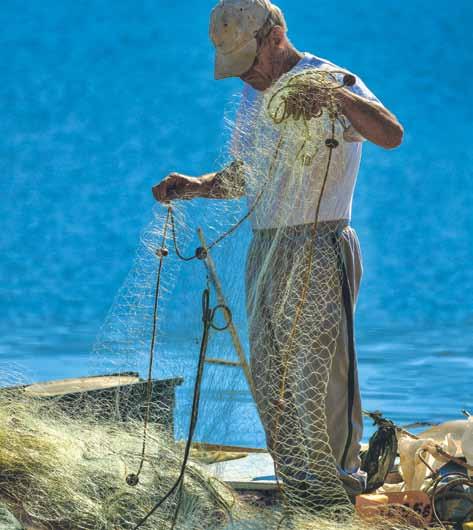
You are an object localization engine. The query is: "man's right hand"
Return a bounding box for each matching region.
[152,173,201,203]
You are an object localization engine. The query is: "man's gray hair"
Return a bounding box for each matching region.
[255,3,288,45]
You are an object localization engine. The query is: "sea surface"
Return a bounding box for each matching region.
[1,0,472,443]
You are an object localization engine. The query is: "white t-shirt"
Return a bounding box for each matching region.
[232,52,382,228]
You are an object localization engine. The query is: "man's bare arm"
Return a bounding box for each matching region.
[337,90,404,149]
[283,84,403,149]
[152,161,244,203]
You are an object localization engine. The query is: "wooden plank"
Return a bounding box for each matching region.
[205,358,242,368]
[197,229,256,399]
[24,375,141,397]
[207,452,278,491]
[192,442,267,454]
[206,444,377,492]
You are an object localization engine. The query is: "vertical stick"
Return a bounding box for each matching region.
[197,228,256,399]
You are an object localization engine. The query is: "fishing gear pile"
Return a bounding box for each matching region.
[95,65,357,525]
[0,67,442,529]
[91,66,431,529]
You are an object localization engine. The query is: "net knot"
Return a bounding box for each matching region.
[300,154,313,166]
[275,398,285,410]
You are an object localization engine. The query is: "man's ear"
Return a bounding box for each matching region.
[269,25,285,47]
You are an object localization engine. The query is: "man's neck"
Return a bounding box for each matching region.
[271,46,303,82]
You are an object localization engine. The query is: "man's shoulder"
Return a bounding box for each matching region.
[302,52,380,104]
[300,52,351,74]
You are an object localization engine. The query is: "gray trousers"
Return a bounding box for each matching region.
[245,221,364,501]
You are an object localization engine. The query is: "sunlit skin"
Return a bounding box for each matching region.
[152,26,404,203]
[239,27,302,92]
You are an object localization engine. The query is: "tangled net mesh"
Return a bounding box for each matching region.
[0,392,429,530]
[1,67,436,530]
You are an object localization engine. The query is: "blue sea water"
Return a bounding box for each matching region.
[1,0,472,441]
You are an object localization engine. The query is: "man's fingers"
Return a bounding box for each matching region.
[152,183,163,202]
[167,174,187,200]
[310,100,322,119]
[152,173,190,203]
[152,175,174,203]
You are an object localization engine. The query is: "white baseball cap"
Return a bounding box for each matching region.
[209,0,273,80]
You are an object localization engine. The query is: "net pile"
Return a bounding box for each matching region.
[1,67,434,529]
[0,391,245,529]
[0,393,427,530]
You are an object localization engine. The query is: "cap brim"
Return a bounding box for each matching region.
[214,38,258,80]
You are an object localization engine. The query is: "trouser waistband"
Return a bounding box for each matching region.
[252,219,350,239]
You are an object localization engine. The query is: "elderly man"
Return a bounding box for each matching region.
[153,0,403,503]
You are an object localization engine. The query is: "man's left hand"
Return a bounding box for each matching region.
[283,85,333,122]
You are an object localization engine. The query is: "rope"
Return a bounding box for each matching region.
[169,136,285,262]
[266,69,354,132]
[169,210,196,262]
[132,288,231,529]
[126,207,171,486]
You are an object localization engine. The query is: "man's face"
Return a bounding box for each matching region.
[239,27,282,91]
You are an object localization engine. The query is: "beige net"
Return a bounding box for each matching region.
[90,65,382,527]
[0,67,437,530]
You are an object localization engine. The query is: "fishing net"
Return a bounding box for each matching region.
[0,67,435,530]
[0,391,243,529]
[91,65,363,527]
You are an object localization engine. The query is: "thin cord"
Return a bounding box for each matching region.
[128,208,171,484]
[133,290,231,529]
[169,136,285,261]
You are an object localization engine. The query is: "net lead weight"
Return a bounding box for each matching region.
[126,474,139,487]
[343,73,356,87]
[155,247,169,258]
[195,247,208,260]
[325,138,339,149]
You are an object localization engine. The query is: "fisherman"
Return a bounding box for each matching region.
[152,0,403,502]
